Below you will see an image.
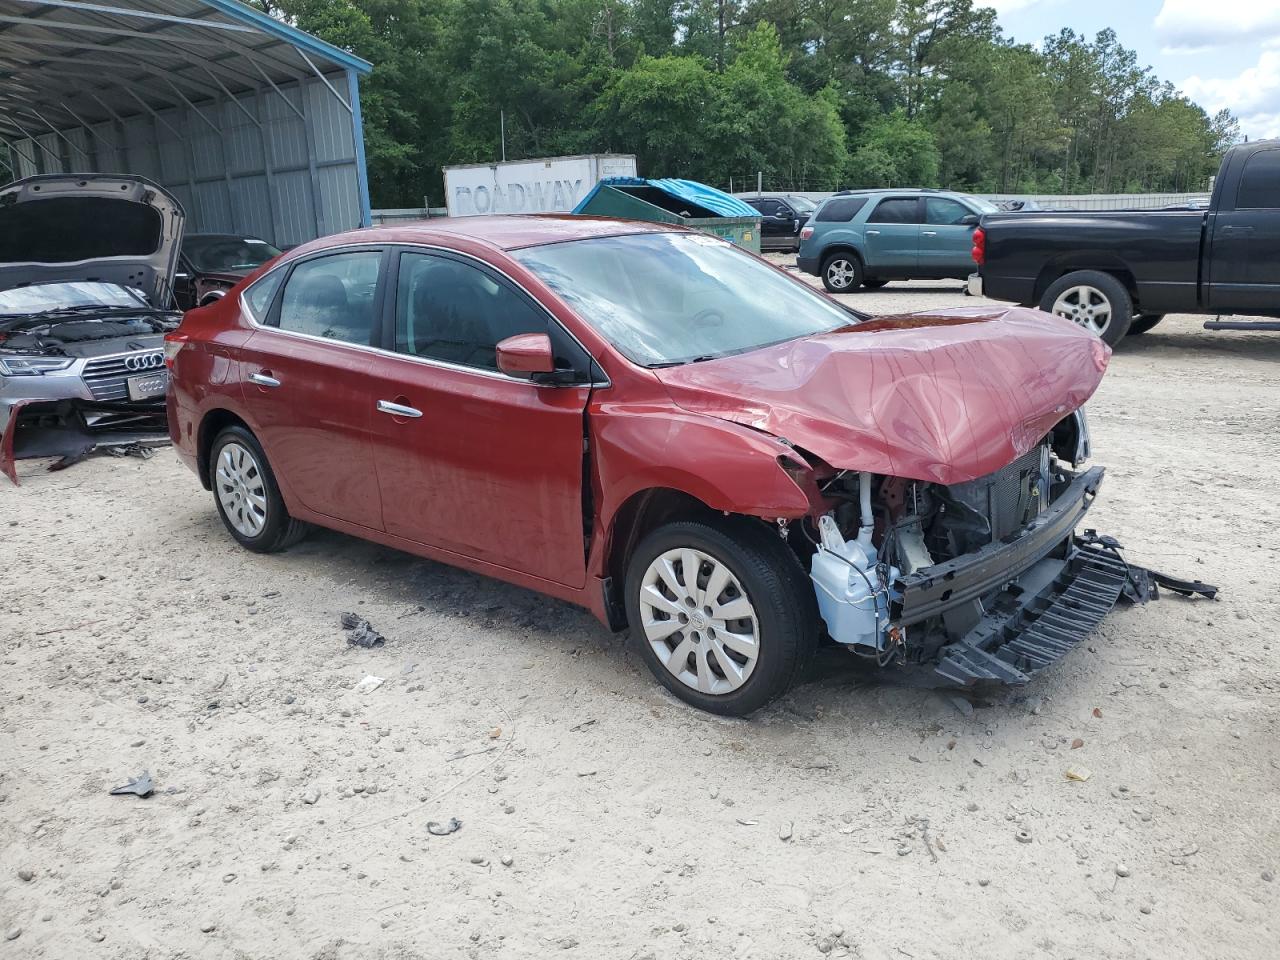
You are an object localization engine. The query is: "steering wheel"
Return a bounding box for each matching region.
[691,307,725,327]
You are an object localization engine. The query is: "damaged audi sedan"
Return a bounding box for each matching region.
[167,217,1200,715]
[0,174,184,483]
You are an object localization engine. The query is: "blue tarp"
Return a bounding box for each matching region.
[572,177,759,218]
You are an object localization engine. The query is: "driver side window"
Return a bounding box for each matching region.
[394,252,550,372]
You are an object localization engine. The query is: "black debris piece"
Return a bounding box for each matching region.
[341,612,386,648]
[109,771,154,798]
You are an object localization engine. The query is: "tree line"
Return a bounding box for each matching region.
[257,0,1241,207]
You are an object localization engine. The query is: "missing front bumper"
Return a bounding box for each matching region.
[1,397,169,484]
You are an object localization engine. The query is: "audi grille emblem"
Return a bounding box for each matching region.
[125,352,165,372]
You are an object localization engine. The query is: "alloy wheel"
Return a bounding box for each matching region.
[215,441,268,538]
[825,258,857,290]
[637,548,760,695]
[1051,285,1112,336]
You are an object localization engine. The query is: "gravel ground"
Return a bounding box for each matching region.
[2,274,1278,959]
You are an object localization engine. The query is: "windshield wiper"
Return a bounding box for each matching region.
[647,355,717,369]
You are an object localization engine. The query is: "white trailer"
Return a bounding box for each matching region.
[444,154,637,217]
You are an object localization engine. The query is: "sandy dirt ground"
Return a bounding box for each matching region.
[2,277,1278,960]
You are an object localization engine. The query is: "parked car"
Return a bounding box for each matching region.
[0,174,184,484]
[175,233,282,310]
[798,189,998,292]
[970,140,1280,345]
[169,215,1148,715]
[741,194,817,252]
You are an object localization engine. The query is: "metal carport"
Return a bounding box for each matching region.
[0,0,373,247]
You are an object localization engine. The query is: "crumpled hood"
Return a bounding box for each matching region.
[0,174,185,308]
[654,306,1109,485]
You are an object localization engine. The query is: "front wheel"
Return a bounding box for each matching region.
[1039,270,1133,346]
[624,518,818,716]
[1128,314,1165,335]
[821,252,863,293]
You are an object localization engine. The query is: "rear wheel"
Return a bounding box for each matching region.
[1040,270,1133,346]
[1128,314,1165,335]
[210,425,309,553]
[821,252,863,293]
[625,518,818,716]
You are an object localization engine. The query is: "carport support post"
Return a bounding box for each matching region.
[347,69,372,228]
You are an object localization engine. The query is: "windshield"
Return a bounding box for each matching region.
[789,196,817,214]
[0,281,148,317]
[514,232,859,367]
[968,196,1000,214]
[184,235,281,273]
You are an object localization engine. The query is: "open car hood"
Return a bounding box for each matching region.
[0,175,185,308]
[654,306,1110,485]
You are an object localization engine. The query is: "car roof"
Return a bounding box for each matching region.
[293,215,683,255]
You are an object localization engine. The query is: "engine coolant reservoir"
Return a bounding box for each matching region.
[810,515,898,650]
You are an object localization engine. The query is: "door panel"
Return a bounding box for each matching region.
[1209,147,1280,313]
[367,249,591,587]
[921,197,978,277]
[238,332,382,529]
[237,248,386,530]
[863,197,921,273]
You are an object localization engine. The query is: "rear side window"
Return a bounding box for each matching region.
[243,270,283,322]
[1236,149,1280,209]
[815,197,867,222]
[868,198,920,224]
[274,250,382,346]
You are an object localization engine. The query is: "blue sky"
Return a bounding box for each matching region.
[983,0,1280,140]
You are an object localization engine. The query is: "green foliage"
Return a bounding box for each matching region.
[260,0,1240,206]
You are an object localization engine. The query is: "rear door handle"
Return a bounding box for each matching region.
[248,372,281,388]
[922,230,938,237]
[377,400,423,419]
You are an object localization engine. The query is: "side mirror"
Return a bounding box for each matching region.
[960,213,980,226]
[496,332,556,376]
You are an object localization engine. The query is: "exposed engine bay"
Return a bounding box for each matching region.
[797,411,1216,686]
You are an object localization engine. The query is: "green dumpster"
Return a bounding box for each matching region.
[571,177,761,253]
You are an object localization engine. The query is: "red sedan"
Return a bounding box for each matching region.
[167,215,1130,715]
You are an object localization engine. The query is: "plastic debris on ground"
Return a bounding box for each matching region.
[341,612,386,648]
[354,675,384,695]
[109,771,154,798]
[427,818,462,836]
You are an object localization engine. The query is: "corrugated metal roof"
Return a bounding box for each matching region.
[0,0,370,141]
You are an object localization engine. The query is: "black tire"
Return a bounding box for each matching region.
[209,425,310,553]
[862,279,889,290]
[624,517,819,716]
[821,251,863,293]
[1128,314,1165,335]
[1038,270,1133,346]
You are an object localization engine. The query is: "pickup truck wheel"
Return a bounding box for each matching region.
[821,253,863,293]
[1041,271,1132,346]
[210,426,310,553]
[625,518,818,716]
[1129,314,1165,335]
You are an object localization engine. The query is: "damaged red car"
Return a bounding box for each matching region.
[167,217,1189,715]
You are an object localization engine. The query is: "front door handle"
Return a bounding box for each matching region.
[922,230,938,237]
[248,372,281,388]
[865,229,881,236]
[377,399,423,419]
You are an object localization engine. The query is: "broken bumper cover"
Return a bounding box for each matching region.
[1,397,169,484]
[894,466,1120,685]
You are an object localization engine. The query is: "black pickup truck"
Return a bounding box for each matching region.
[969,140,1280,345]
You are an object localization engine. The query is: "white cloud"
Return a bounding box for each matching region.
[1182,50,1280,139]
[979,0,1047,12]
[1156,0,1280,51]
